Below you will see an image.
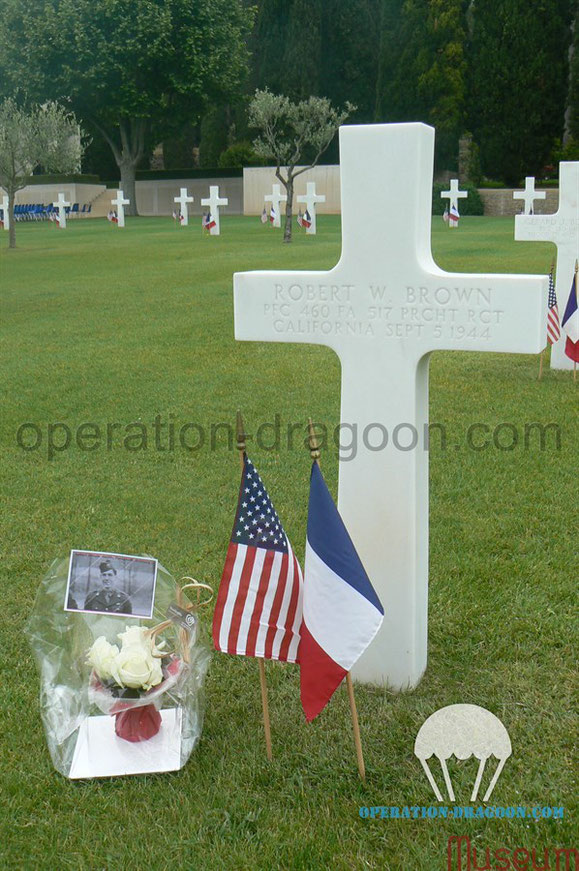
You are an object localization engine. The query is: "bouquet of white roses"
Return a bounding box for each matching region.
[87,625,184,742]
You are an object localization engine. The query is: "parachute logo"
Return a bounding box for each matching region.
[414,704,512,803]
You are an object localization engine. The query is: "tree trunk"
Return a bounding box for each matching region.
[119,159,138,216]
[282,173,294,243]
[94,117,146,216]
[8,190,16,249]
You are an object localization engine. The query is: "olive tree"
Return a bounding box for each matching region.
[0,99,84,248]
[249,90,353,241]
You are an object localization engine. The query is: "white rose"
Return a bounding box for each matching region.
[117,626,149,649]
[110,646,163,691]
[87,636,120,681]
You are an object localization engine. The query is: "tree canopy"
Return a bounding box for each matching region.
[0,98,84,247]
[249,89,352,241]
[0,0,254,211]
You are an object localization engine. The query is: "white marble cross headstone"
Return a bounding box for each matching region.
[201,185,228,236]
[174,187,194,226]
[264,184,287,228]
[111,190,130,228]
[515,161,579,371]
[234,123,547,690]
[1,195,9,231]
[297,182,326,235]
[513,176,546,215]
[53,193,70,229]
[441,179,467,228]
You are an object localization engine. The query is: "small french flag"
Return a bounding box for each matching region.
[299,462,384,721]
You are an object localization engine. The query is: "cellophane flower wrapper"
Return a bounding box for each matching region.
[25,556,211,778]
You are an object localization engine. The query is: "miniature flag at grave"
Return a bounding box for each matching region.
[269,206,276,225]
[302,210,312,230]
[449,204,460,226]
[561,266,579,362]
[261,207,268,224]
[202,211,216,231]
[107,210,118,224]
[213,454,303,662]
[546,266,560,346]
[297,209,304,228]
[299,461,384,722]
[442,208,449,223]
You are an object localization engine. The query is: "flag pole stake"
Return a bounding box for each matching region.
[237,410,273,762]
[307,417,367,782]
[538,350,544,381]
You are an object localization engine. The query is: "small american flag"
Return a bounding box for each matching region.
[297,209,303,228]
[546,266,560,345]
[261,207,268,224]
[213,454,303,662]
[269,206,276,224]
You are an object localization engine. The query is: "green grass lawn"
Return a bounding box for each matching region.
[0,216,577,870]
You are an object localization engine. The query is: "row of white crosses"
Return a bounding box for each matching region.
[264,184,286,228]
[1,195,9,230]
[201,185,228,236]
[513,176,545,215]
[297,182,326,234]
[441,179,467,228]
[174,187,194,226]
[264,182,326,234]
[516,163,579,371]
[234,122,548,690]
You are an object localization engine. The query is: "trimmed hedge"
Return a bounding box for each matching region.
[432,182,484,215]
[135,167,243,181]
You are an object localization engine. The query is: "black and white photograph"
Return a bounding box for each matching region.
[65,550,157,619]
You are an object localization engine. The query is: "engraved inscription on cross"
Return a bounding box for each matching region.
[264,184,287,228]
[174,187,194,226]
[53,192,70,229]
[234,123,548,690]
[516,161,579,371]
[513,176,545,215]
[111,190,130,228]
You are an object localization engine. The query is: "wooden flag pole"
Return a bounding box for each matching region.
[236,410,273,762]
[307,417,367,782]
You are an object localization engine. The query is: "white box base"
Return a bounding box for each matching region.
[69,708,182,779]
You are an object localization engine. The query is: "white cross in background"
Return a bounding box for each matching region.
[53,192,70,229]
[234,123,547,690]
[441,179,468,228]
[515,161,579,371]
[1,195,9,231]
[174,187,194,226]
[111,190,130,227]
[297,182,326,235]
[201,185,228,236]
[264,184,287,228]
[513,177,546,215]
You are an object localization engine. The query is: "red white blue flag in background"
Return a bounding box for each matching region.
[299,462,384,721]
[449,204,460,225]
[302,210,312,229]
[561,269,579,362]
[269,206,276,224]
